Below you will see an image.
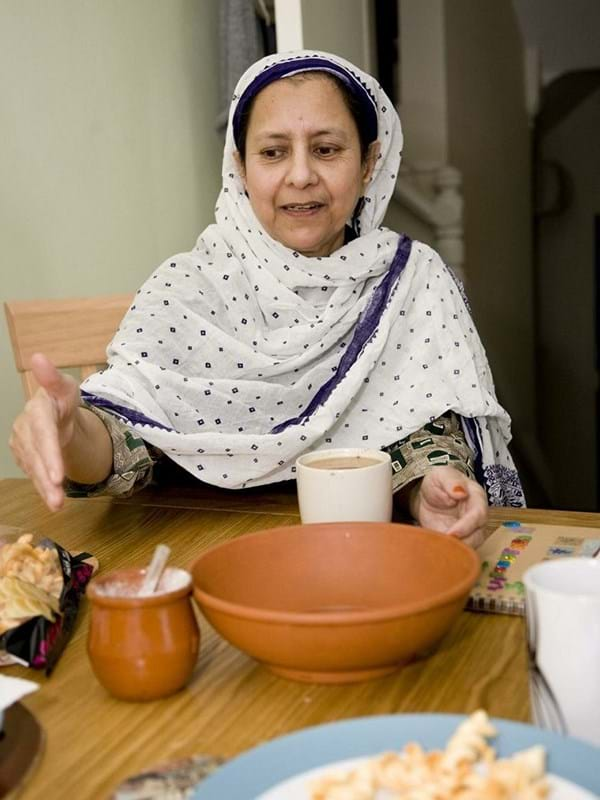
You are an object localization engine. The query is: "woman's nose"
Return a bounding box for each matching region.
[285,150,318,188]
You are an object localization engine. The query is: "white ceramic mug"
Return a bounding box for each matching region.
[295,448,393,524]
[523,558,600,746]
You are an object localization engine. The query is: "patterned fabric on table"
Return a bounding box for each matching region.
[65,406,472,499]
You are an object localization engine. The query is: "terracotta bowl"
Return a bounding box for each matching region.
[191,522,479,684]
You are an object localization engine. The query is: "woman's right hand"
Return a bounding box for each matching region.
[9,353,81,511]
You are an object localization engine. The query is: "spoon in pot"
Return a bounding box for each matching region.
[139,544,171,595]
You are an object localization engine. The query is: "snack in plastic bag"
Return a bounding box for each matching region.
[0,532,97,673]
[0,576,60,631]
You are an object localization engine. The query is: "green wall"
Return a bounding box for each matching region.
[0,0,221,477]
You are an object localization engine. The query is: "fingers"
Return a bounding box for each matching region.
[27,451,65,511]
[30,354,80,439]
[30,353,78,411]
[450,483,468,500]
[428,469,481,507]
[438,473,471,505]
[10,429,65,511]
[419,468,472,509]
[447,484,488,547]
[418,467,489,548]
[455,526,487,550]
[447,507,487,547]
[30,352,62,391]
[419,471,456,508]
[9,388,67,511]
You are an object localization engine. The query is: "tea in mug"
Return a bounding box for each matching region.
[308,456,382,470]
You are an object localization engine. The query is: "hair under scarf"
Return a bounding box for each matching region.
[82,50,525,506]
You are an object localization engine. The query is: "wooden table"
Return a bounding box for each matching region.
[2,477,600,799]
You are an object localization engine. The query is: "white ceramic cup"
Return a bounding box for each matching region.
[295,448,393,524]
[523,558,600,746]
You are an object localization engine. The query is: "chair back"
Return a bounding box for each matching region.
[4,294,133,399]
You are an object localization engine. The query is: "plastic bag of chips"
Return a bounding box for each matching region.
[0,530,97,673]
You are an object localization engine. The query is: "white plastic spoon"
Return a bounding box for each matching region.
[139,544,171,596]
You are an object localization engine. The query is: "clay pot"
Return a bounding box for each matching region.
[191,522,479,684]
[87,567,199,701]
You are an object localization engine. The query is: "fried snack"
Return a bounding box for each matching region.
[0,533,63,598]
[0,576,60,633]
[310,711,548,800]
[0,533,96,672]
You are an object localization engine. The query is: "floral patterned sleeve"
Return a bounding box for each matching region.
[382,411,476,494]
[64,403,159,498]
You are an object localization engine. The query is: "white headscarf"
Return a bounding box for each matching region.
[82,50,524,506]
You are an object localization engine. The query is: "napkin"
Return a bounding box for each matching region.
[0,673,39,729]
[0,673,39,707]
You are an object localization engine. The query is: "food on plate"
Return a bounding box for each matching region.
[311,710,548,799]
[0,533,63,598]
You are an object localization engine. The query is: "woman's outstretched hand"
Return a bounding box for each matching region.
[9,353,81,511]
[410,466,488,549]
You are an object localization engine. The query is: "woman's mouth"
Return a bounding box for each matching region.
[280,202,324,216]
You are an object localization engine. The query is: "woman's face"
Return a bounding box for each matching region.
[238,76,377,258]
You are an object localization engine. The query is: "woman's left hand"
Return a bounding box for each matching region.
[409,466,488,549]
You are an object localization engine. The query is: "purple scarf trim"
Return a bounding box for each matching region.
[459,415,484,483]
[271,235,413,434]
[81,391,174,432]
[460,415,526,507]
[232,56,378,149]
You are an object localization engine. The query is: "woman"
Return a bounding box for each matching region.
[10,50,525,547]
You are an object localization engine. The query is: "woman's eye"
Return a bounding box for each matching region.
[261,148,284,159]
[315,145,338,157]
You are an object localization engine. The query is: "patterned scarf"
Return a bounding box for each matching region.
[82,50,524,506]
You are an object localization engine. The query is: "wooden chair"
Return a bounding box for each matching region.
[4,294,133,399]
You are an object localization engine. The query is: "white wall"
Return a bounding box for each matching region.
[300,0,374,72]
[0,0,222,477]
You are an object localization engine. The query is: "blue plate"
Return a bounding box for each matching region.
[192,714,600,799]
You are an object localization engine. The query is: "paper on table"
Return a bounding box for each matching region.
[0,673,39,730]
[0,673,39,710]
